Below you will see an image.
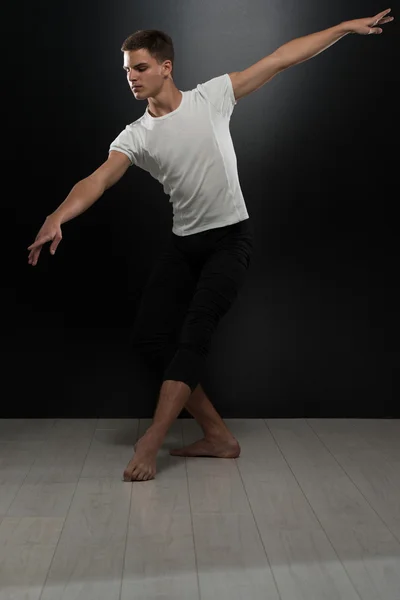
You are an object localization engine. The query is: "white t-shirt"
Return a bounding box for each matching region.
[109,73,249,236]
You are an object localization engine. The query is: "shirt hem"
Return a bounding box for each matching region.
[108,147,134,166]
[172,217,250,237]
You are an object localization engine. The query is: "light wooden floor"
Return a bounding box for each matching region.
[0,417,399,600]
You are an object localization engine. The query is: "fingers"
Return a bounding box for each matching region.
[378,16,394,24]
[27,235,52,251]
[376,8,392,19]
[28,246,42,266]
[27,232,62,265]
[28,243,42,266]
[370,8,392,26]
[49,236,62,255]
[370,8,393,27]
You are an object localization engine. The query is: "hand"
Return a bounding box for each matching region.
[346,8,394,35]
[27,216,63,266]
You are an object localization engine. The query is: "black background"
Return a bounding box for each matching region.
[9,0,399,418]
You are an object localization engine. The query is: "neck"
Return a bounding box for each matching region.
[147,80,182,118]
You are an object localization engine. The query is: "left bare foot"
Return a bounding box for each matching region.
[170,435,241,458]
[123,430,160,482]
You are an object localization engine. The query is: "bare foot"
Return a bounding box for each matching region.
[169,435,240,458]
[123,430,160,482]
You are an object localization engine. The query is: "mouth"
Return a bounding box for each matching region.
[132,86,142,91]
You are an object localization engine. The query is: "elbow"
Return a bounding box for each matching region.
[269,49,292,72]
[85,174,107,196]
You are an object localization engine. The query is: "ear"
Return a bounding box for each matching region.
[162,60,173,76]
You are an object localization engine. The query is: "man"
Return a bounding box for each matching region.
[28,9,393,482]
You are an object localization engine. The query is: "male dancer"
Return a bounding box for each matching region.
[28,9,393,481]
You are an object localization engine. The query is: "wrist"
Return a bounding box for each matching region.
[46,213,62,225]
[340,21,354,34]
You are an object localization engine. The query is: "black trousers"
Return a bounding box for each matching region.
[130,218,254,393]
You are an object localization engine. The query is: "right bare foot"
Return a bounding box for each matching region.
[169,435,240,458]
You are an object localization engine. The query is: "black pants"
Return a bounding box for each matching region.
[130,218,254,393]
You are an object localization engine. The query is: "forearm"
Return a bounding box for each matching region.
[274,22,351,69]
[50,177,105,225]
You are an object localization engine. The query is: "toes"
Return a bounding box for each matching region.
[130,467,141,481]
[123,461,138,482]
[137,470,154,481]
[169,448,183,456]
[123,462,156,482]
[123,467,133,482]
[131,466,148,481]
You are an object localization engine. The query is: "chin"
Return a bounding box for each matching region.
[134,91,149,100]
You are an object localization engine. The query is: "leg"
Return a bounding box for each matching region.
[164,224,253,458]
[129,235,199,386]
[125,242,198,482]
[170,383,241,457]
[126,220,253,481]
[123,380,240,482]
[123,379,192,482]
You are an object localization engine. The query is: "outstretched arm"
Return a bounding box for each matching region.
[229,8,394,100]
[27,151,131,266]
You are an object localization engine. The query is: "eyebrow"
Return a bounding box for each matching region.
[123,62,149,70]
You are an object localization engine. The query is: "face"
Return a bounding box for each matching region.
[123,49,172,99]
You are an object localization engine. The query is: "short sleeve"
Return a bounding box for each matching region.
[196,73,237,119]
[109,124,142,167]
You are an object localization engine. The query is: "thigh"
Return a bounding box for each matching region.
[130,237,198,346]
[177,224,254,347]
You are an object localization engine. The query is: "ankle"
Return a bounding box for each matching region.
[144,424,166,445]
[203,426,235,441]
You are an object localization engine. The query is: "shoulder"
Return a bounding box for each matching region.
[195,73,231,93]
[194,73,237,116]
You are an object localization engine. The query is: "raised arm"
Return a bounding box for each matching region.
[28,150,131,266]
[229,8,394,100]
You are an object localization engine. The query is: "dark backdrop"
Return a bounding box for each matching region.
[10,0,398,418]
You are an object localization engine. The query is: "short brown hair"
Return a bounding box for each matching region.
[121,30,174,69]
